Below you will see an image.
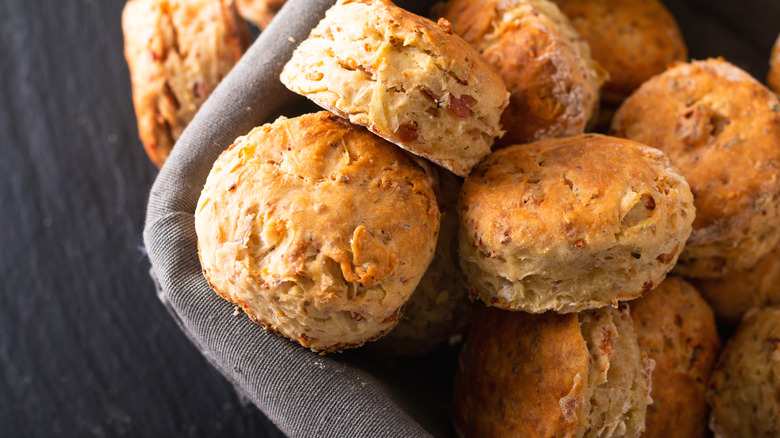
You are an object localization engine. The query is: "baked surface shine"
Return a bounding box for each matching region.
[439,0,605,146]
[458,134,694,313]
[611,58,780,277]
[195,112,440,352]
[281,0,509,177]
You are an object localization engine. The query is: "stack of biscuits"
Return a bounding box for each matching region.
[124,0,780,436]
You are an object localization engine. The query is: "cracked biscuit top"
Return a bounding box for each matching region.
[611,58,780,278]
[280,0,509,177]
[122,0,248,168]
[458,133,694,313]
[195,112,440,352]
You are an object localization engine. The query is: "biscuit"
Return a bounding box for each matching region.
[437,0,606,146]
[236,0,287,29]
[769,32,780,94]
[371,167,472,355]
[611,58,780,278]
[552,0,687,107]
[692,243,780,326]
[458,134,694,313]
[706,306,780,437]
[453,304,653,438]
[280,0,509,177]
[195,112,440,352]
[122,0,248,168]
[631,277,721,438]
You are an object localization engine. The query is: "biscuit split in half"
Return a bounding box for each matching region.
[611,58,780,278]
[458,133,694,313]
[453,304,653,438]
[280,0,509,177]
[195,112,440,352]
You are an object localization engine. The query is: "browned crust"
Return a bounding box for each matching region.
[453,306,589,437]
[706,307,780,437]
[196,112,440,352]
[440,0,604,146]
[631,277,721,438]
[122,0,248,167]
[692,244,780,326]
[554,0,687,105]
[611,58,780,277]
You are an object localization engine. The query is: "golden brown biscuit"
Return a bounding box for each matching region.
[692,243,780,326]
[280,0,509,177]
[769,32,780,94]
[631,277,722,438]
[552,0,687,107]
[611,58,780,278]
[438,0,606,146]
[195,112,440,352]
[236,0,286,29]
[122,0,248,168]
[706,306,780,437]
[458,134,694,313]
[371,167,472,355]
[453,304,653,438]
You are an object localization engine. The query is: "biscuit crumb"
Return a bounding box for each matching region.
[288,36,295,43]
[233,306,241,316]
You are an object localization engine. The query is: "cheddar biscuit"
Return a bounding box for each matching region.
[438,0,606,146]
[372,167,471,355]
[692,243,780,326]
[122,0,248,167]
[195,112,440,352]
[453,304,653,438]
[611,59,780,277]
[632,277,721,438]
[553,0,687,106]
[706,306,780,437]
[458,134,694,313]
[280,0,509,177]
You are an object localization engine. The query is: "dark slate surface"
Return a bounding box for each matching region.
[0,0,284,436]
[1,0,779,437]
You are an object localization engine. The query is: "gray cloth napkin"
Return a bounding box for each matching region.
[142,0,779,436]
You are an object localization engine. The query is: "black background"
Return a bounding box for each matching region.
[0,0,284,436]
[0,0,778,437]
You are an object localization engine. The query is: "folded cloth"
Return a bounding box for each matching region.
[142,0,779,436]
